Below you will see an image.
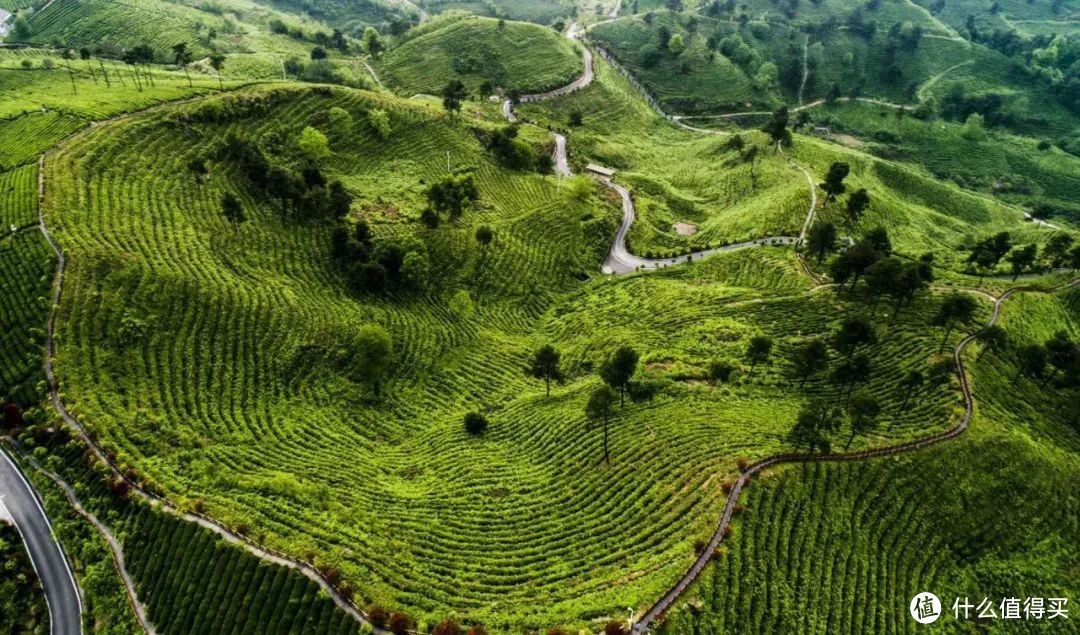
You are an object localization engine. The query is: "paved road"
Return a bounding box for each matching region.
[0,447,82,635]
[599,178,798,274]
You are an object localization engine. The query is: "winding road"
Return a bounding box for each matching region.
[0,446,83,635]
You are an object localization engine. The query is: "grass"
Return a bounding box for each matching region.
[375,13,584,95]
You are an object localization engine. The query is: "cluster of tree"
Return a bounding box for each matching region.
[269,19,351,52]
[582,346,669,464]
[961,23,1079,115]
[814,227,928,307]
[213,133,350,220]
[1013,330,1080,388]
[762,106,792,147]
[481,124,553,173]
[966,231,1080,278]
[421,172,480,228]
[442,79,469,115]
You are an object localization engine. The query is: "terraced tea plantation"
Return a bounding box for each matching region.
[2,0,1079,632]
[38,80,991,629]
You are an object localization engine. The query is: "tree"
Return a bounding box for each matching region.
[600,346,639,406]
[311,46,328,60]
[975,324,1007,361]
[569,111,583,126]
[425,173,479,221]
[442,79,468,115]
[464,412,488,435]
[369,108,392,138]
[846,188,870,220]
[79,47,97,83]
[188,157,209,184]
[864,257,903,306]
[1045,330,1078,382]
[331,28,347,52]
[820,162,850,203]
[586,386,618,464]
[367,606,389,628]
[475,225,494,254]
[844,393,880,450]
[967,232,1012,272]
[932,293,977,353]
[172,42,194,87]
[433,620,462,635]
[388,613,411,635]
[746,335,773,375]
[664,0,684,10]
[669,33,686,55]
[1006,244,1038,280]
[762,106,792,146]
[529,345,561,397]
[658,25,672,49]
[352,324,393,395]
[221,192,245,228]
[832,318,876,357]
[708,360,736,383]
[363,27,384,57]
[61,48,77,94]
[805,221,837,262]
[831,353,871,399]
[298,126,331,161]
[960,112,985,140]
[1044,233,1073,268]
[209,53,226,90]
[830,240,880,289]
[1015,343,1048,381]
[792,338,829,386]
[899,369,924,409]
[789,399,834,452]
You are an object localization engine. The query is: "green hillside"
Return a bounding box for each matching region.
[376,13,583,95]
[656,285,1080,633]
[39,80,1021,629]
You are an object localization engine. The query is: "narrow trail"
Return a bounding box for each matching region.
[797,35,809,106]
[360,59,383,90]
[630,277,1080,633]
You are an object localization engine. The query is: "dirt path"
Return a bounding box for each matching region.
[630,277,1080,632]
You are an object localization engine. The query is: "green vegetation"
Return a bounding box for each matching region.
[1,0,1078,632]
[0,520,49,634]
[656,285,1080,633]
[376,13,583,95]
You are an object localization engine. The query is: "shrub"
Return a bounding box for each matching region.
[388,612,411,635]
[464,412,488,435]
[367,606,388,628]
[709,360,736,383]
[433,620,461,635]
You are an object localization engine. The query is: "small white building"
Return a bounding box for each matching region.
[585,164,616,178]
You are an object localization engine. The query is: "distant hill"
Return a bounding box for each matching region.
[376,13,583,95]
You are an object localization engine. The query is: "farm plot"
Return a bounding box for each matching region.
[39,84,983,630]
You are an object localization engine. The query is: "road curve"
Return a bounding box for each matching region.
[600,178,798,274]
[630,278,1080,632]
[0,446,83,635]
